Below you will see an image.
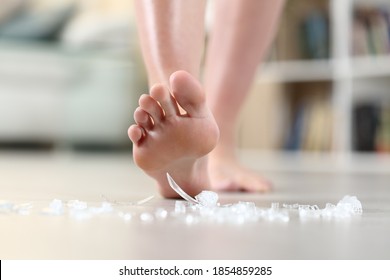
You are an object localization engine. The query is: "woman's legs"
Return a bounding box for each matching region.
[129,0,284,197]
[204,0,285,191]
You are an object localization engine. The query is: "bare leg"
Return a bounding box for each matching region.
[204,0,284,192]
[134,0,206,85]
[129,0,219,198]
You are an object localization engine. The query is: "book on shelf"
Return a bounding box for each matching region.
[352,103,379,152]
[300,9,329,60]
[375,103,390,153]
[353,6,390,56]
[284,91,332,152]
[270,2,329,62]
[302,95,332,151]
[353,101,390,153]
[284,103,306,150]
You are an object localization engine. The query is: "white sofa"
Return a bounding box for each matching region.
[0,40,147,148]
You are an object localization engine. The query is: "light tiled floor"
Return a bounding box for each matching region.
[1,151,389,259]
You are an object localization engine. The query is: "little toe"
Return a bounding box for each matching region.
[240,176,272,192]
[150,84,180,117]
[139,94,164,123]
[253,178,272,192]
[169,70,207,117]
[134,108,154,130]
[128,124,144,144]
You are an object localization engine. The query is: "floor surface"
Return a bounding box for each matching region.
[1,151,389,259]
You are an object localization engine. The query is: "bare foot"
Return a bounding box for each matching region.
[128,71,219,198]
[208,150,272,193]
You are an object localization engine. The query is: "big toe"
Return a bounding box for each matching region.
[169,70,207,117]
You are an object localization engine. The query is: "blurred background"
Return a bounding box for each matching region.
[0,0,146,151]
[0,0,389,171]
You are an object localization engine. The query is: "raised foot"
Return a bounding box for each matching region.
[128,70,219,198]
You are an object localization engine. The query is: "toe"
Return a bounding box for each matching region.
[150,84,180,117]
[139,94,164,123]
[254,178,272,192]
[134,108,154,130]
[128,124,144,144]
[240,175,272,193]
[169,70,207,117]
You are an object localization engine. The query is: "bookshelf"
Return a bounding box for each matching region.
[238,0,390,170]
